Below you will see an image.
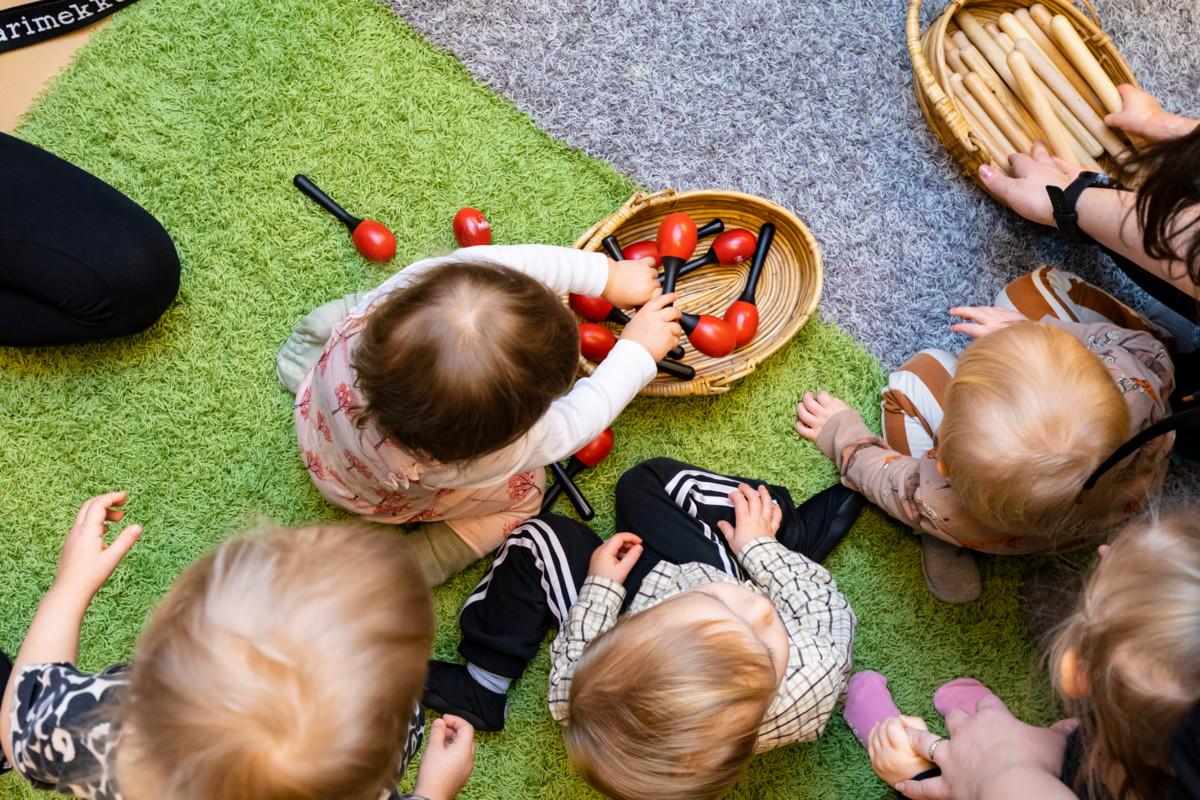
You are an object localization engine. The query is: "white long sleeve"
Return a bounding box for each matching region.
[357,244,611,311]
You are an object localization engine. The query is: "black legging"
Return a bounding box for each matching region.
[0,132,179,346]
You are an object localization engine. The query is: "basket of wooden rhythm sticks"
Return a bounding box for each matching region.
[570,188,822,397]
[907,0,1139,199]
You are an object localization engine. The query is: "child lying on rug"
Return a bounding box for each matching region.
[0,493,474,800]
[421,458,864,800]
[795,267,1175,603]
[844,508,1200,800]
[277,246,679,586]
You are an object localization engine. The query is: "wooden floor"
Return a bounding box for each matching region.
[0,0,104,132]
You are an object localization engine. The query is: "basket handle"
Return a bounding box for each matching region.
[906,0,975,155]
[574,187,679,251]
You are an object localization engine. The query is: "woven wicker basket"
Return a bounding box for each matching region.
[572,188,822,397]
[906,0,1138,202]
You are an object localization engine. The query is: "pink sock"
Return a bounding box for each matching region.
[843,671,902,747]
[933,678,994,717]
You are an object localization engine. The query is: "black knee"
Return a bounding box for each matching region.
[615,458,683,508]
[100,212,180,336]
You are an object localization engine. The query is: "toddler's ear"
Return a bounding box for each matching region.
[1058,647,1090,699]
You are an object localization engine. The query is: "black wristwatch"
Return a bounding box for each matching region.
[1046,171,1120,244]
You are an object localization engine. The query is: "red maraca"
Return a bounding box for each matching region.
[453,207,491,247]
[577,322,694,380]
[541,428,616,520]
[657,212,698,295]
[723,222,775,347]
[672,228,758,283]
[612,220,721,269]
[598,236,685,360]
[680,312,737,358]
[294,174,397,262]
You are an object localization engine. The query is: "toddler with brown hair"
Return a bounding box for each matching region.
[277,245,680,585]
[421,458,863,800]
[1,492,474,800]
[846,507,1200,800]
[796,267,1174,602]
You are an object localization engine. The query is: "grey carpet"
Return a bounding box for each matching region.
[385,0,1197,369]
[386,0,1200,493]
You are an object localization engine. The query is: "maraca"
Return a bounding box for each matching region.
[680,312,737,358]
[723,222,775,347]
[294,175,396,262]
[605,219,722,270]
[672,228,758,283]
[541,427,615,519]
[657,212,698,294]
[453,208,491,247]
[597,236,685,360]
[577,322,694,380]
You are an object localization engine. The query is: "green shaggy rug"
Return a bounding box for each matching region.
[0,0,1057,797]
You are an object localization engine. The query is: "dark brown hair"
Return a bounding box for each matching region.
[353,261,579,463]
[1130,126,1200,291]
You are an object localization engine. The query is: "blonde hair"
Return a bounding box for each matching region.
[939,321,1138,545]
[1050,509,1200,800]
[116,523,434,800]
[563,598,777,800]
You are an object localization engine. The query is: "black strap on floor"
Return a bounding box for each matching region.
[0,0,139,53]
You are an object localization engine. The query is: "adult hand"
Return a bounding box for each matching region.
[896,694,1077,800]
[716,483,781,552]
[604,257,660,308]
[619,290,683,362]
[54,491,143,602]
[978,142,1082,227]
[413,715,476,800]
[794,390,851,442]
[948,306,1027,338]
[587,532,643,584]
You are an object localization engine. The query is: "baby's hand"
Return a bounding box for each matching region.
[794,391,850,442]
[604,257,660,308]
[948,306,1026,338]
[619,290,683,362]
[413,715,476,800]
[868,716,935,786]
[588,533,643,584]
[54,491,143,602]
[716,484,781,552]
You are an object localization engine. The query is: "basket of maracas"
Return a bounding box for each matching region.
[569,188,822,397]
[907,0,1140,200]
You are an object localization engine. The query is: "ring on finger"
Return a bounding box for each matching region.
[927,736,944,762]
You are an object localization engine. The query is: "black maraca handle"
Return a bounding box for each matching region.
[696,219,724,238]
[740,222,776,305]
[547,460,594,520]
[600,234,684,360]
[541,458,584,514]
[656,358,695,380]
[294,174,361,232]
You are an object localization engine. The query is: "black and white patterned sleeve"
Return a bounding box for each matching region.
[381,701,426,800]
[8,662,128,799]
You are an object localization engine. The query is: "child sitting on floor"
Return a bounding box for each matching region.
[795,266,1174,602]
[421,458,863,800]
[0,492,475,800]
[277,245,679,586]
[845,507,1200,800]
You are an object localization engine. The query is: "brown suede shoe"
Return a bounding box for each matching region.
[920,534,981,604]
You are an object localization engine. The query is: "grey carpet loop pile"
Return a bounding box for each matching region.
[386,0,1199,491]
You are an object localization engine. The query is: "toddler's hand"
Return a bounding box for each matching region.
[54,491,143,602]
[588,532,643,584]
[619,290,683,362]
[978,141,1081,227]
[948,306,1026,338]
[717,484,781,552]
[794,391,850,442]
[413,715,475,800]
[604,257,660,308]
[868,716,935,786]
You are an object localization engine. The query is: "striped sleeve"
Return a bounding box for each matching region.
[547,575,625,724]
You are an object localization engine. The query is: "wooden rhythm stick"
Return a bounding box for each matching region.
[947,47,969,76]
[1014,38,1129,161]
[964,71,1034,153]
[993,30,1103,161]
[957,11,1016,86]
[1008,50,1081,165]
[1013,7,1107,117]
[953,34,1036,138]
[1048,15,1122,114]
[951,73,1017,166]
